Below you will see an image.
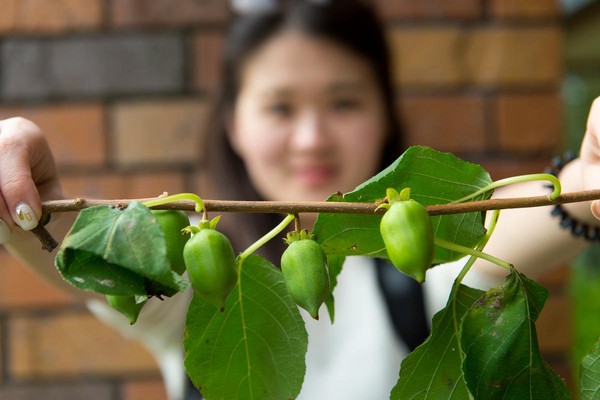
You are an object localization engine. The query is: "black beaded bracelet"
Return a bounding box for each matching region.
[545,152,600,241]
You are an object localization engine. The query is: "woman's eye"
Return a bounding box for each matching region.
[331,98,360,111]
[266,103,293,117]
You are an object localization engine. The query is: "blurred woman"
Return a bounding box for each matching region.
[1,1,600,399]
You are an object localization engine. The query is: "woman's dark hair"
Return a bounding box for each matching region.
[207,0,403,263]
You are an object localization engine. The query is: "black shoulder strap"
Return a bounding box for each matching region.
[375,258,430,351]
[185,378,204,400]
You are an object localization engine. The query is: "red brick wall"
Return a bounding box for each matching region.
[0,1,569,398]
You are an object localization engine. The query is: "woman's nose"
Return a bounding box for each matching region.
[290,111,329,151]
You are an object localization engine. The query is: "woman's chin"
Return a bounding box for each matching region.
[272,180,346,202]
[296,187,341,202]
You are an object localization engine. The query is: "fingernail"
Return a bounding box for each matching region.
[0,219,11,244]
[592,201,600,220]
[15,203,38,231]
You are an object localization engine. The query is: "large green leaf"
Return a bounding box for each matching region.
[184,254,308,400]
[55,248,146,295]
[324,254,345,323]
[313,146,491,264]
[55,202,187,295]
[581,337,600,400]
[461,269,570,399]
[391,283,483,399]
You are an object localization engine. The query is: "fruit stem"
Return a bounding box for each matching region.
[142,193,204,213]
[449,209,501,365]
[451,173,561,204]
[453,209,501,286]
[434,236,512,271]
[238,214,296,263]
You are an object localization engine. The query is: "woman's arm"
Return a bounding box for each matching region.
[0,117,95,298]
[474,98,600,279]
[4,211,88,296]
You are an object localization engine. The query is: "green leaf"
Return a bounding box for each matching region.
[391,283,484,399]
[461,269,570,400]
[324,254,345,323]
[184,254,308,400]
[313,146,491,264]
[56,202,187,295]
[581,337,600,400]
[55,248,146,295]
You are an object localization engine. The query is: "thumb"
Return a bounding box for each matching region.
[0,118,59,231]
[579,98,600,218]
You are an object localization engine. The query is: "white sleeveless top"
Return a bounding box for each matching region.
[297,255,407,399]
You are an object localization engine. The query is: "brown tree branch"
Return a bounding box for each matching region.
[41,189,600,215]
[34,189,600,252]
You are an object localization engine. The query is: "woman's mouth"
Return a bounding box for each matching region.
[294,166,337,186]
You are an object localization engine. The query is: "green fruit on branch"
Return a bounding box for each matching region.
[152,209,191,275]
[183,217,238,311]
[106,294,148,325]
[280,230,330,320]
[379,187,434,283]
[142,210,191,299]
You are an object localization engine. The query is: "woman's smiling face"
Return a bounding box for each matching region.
[229,30,389,202]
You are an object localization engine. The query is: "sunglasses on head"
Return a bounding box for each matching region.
[230,0,333,14]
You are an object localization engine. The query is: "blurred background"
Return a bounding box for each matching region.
[0,0,598,398]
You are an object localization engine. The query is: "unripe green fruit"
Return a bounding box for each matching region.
[183,228,238,311]
[106,294,147,325]
[143,210,191,298]
[380,199,434,283]
[281,238,330,320]
[152,210,190,275]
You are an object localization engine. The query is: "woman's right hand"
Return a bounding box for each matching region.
[0,117,63,244]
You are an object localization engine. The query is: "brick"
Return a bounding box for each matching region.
[0,382,113,400]
[465,27,563,87]
[110,0,228,28]
[122,379,168,400]
[494,92,563,152]
[61,171,188,200]
[0,250,73,310]
[537,293,572,354]
[111,99,209,167]
[489,0,561,19]
[478,158,550,180]
[388,27,466,87]
[0,0,102,35]
[0,104,106,167]
[399,94,486,152]
[1,34,184,101]
[9,312,159,379]
[374,0,481,20]
[192,31,225,92]
[190,170,212,199]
